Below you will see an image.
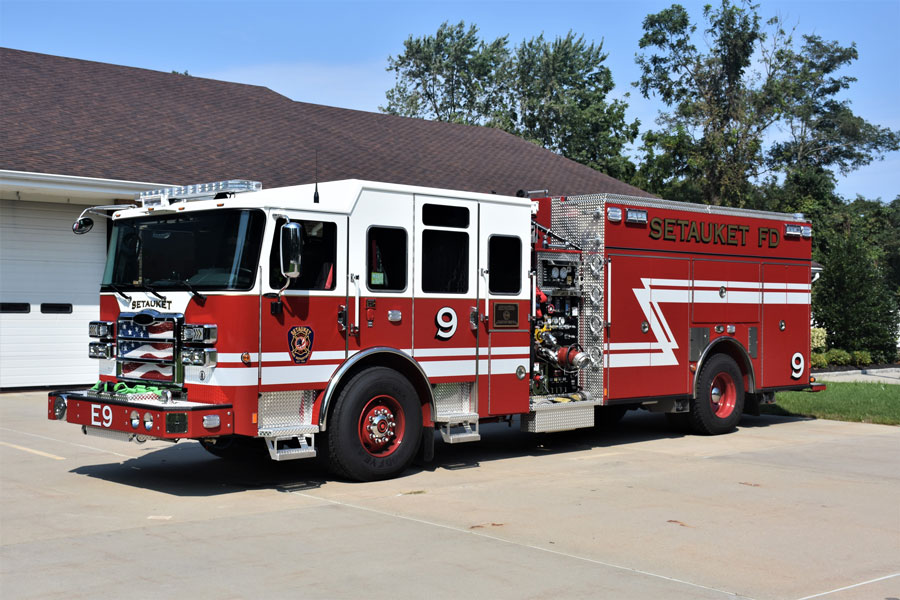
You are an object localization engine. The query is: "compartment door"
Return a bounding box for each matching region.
[761,263,811,388]
[606,254,691,400]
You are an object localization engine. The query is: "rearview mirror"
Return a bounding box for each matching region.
[72,217,94,235]
[280,222,302,279]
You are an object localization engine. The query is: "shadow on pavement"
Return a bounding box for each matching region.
[69,411,810,497]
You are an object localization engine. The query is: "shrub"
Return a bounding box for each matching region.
[870,348,898,364]
[825,348,852,366]
[850,350,872,366]
[810,328,827,352]
[810,352,828,369]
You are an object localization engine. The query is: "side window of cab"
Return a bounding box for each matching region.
[269,218,337,290]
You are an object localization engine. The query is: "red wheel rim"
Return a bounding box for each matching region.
[709,372,737,418]
[358,395,406,457]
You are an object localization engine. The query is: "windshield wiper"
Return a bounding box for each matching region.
[137,284,168,302]
[176,280,207,304]
[104,283,132,302]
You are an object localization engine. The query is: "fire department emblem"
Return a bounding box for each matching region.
[288,326,314,364]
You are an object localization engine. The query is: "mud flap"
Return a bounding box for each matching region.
[417,426,435,464]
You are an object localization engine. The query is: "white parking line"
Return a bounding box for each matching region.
[293,491,748,598]
[795,572,900,600]
[0,441,65,460]
[0,426,137,459]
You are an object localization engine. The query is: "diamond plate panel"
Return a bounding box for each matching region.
[259,390,317,433]
[433,383,472,417]
[521,403,594,432]
[551,195,605,399]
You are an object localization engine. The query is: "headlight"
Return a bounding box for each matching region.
[53,396,67,420]
[181,324,217,344]
[182,348,217,367]
[143,412,154,432]
[88,342,115,359]
[89,321,114,339]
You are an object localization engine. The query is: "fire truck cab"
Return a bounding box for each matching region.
[49,179,818,481]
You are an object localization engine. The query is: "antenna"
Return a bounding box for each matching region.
[313,150,320,204]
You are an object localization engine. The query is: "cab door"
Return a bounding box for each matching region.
[478,200,530,416]
[347,190,414,355]
[260,211,348,397]
[412,196,480,414]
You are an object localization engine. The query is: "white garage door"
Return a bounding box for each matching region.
[0,200,107,388]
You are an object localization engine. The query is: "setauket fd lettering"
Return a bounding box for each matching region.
[130,299,173,310]
[648,217,780,248]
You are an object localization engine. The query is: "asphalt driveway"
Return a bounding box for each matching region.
[1,390,897,599]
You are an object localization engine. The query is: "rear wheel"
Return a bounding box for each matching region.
[690,354,745,435]
[327,367,422,481]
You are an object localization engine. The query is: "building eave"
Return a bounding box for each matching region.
[0,170,174,205]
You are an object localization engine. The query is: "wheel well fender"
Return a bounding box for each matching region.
[318,347,434,431]
[693,337,757,398]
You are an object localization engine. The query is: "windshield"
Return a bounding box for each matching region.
[102,209,265,290]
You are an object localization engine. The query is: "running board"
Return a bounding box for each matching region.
[521,401,597,433]
[264,435,316,461]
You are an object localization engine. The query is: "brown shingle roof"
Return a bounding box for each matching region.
[0,48,654,198]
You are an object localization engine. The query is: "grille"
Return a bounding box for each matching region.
[116,312,182,383]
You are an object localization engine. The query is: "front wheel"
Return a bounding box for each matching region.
[327,367,423,481]
[689,354,745,435]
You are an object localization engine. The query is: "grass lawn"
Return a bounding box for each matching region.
[762,381,900,425]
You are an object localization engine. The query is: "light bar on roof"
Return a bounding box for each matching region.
[138,180,262,207]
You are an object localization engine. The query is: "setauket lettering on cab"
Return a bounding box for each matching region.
[130,300,173,310]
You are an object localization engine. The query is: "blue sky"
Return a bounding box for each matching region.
[2,0,897,200]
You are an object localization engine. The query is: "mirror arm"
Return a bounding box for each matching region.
[271,280,290,316]
[76,204,137,222]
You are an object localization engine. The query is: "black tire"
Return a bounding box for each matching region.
[595,405,629,429]
[199,435,269,460]
[327,367,423,481]
[690,354,745,435]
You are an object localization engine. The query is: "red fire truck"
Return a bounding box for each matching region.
[48,179,821,480]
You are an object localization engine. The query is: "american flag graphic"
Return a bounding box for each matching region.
[117,319,175,340]
[120,361,173,381]
[118,340,174,361]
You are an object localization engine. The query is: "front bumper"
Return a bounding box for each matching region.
[48,389,233,440]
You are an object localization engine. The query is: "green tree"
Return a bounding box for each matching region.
[381,21,510,125]
[501,33,639,180]
[844,195,900,295]
[769,36,900,178]
[382,23,638,179]
[633,1,900,207]
[813,226,899,362]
